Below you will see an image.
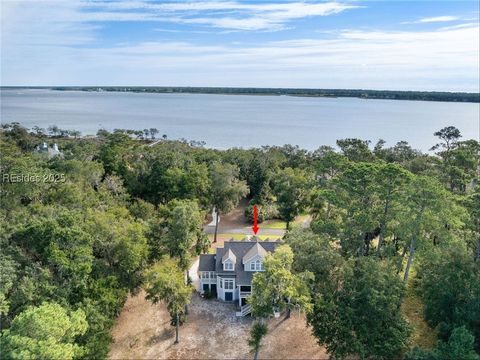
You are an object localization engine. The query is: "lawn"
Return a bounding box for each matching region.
[261,215,311,230]
[261,219,287,229]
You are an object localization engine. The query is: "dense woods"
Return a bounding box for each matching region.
[0,122,479,359]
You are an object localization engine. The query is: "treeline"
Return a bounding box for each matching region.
[9,85,479,102]
[0,122,479,359]
[29,124,162,140]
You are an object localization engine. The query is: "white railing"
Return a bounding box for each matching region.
[235,304,252,317]
[201,278,216,283]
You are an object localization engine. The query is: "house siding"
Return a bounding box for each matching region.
[198,240,281,307]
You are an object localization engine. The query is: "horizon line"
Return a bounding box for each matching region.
[1,85,479,95]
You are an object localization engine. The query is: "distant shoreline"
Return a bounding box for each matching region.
[1,86,479,103]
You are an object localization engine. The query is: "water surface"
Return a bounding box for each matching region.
[1,89,478,151]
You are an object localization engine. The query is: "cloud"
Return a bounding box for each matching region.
[417,16,459,23]
[173,2,357,31]
[75,1,360,31]
[1,0,360,34]
[1,1,479,91]
[402,15,460,24]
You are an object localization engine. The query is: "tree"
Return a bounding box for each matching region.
[160,199,207,269]
[375,163,412,257]
[248,321,268,360]
[332,162,380,256]
[0,302,88,360]
[209,162,248,242]
[70,130,81,139]
[144,258,192,344]
[273,168,310,230]
[149,128,159,139]
[85,209,149,291]
[444,140,480,193]
[374,140,421,163]
[32,125,46,136]
[246,151,276,201]
[308,257,410,359]
[435,326,479,360]
[48,124,60,137]
[464,188,480,261]
[249,245,312,319]
[430,126,462,158]
[406,326,480,360]
[248,245,311,359]
[98,132,133,176]
[312,146,348,185]
[397,176,460,282]
[416,243,480,351]
[3,123,37,151]
[12,215,94,298]
[336,138,374,162]
[285,228,343,294]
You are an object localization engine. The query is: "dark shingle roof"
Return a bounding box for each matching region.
[222,248,237,263]
[214,240,281,285]
[242,242,268,264]
[198,254,216,271]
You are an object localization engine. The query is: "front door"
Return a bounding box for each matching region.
[211,284,217,296]
[225,292,233,301]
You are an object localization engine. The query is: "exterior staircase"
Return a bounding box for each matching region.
[235,304,252,317]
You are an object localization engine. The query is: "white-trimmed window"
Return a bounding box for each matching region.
[224,279,234,290]
[201,272,217,279]
[250,259,263,271]
[224,260,234,271]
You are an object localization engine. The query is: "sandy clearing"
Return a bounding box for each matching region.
[108,291,328,359]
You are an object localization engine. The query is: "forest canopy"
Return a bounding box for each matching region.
[0,122,479,359]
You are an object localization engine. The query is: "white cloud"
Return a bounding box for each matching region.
[1,0,360,34]
[418,16,459,23]
[73,1,360,31]
[402,15,460,24]
[1,1,479,91]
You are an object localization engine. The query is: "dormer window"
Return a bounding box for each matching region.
[222,248,236,271]
[224,260,234,271]
[250,259,263,271]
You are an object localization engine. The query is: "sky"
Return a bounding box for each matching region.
[1,0,479,91]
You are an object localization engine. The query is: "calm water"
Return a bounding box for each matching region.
[1,89,478,151]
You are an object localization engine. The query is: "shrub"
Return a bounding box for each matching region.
[245,201,279,224]
[203,289,214,299]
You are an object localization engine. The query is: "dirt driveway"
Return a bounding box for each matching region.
[108,291,328,359]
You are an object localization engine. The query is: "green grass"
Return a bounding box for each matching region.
[401,267,438,349]
[261,220,287,229]
[208,233,278,242]
[261,215,311,229]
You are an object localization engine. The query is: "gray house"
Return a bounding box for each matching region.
[36,142,63,159]
[198,239,280,316]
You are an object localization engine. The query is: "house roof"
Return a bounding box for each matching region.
[214,239,281,285]
[222,248,236,264]
[198,254,215,271]
[242,242,268,264]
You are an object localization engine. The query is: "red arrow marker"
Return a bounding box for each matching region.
[252,204,259,235]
